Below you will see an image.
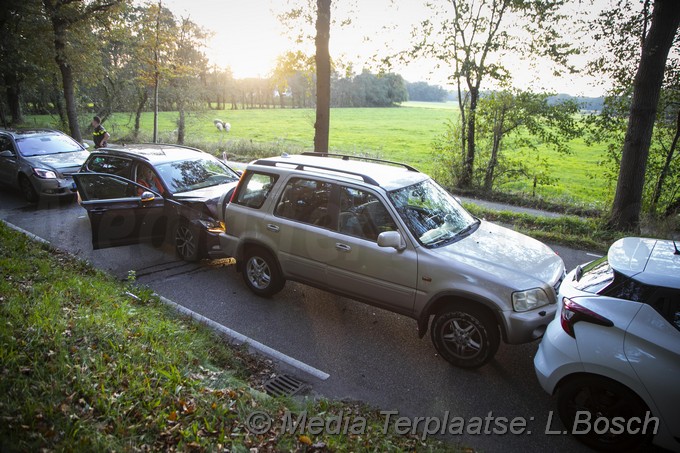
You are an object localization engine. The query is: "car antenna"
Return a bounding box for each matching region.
[674,239,680,255]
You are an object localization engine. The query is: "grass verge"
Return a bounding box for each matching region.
[0,222,457,452]
[463,204,625,253]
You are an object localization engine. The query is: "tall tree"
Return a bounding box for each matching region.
[42,0,123,142]
[314,0,331,154]
[608,0,680,229]
[0,0,47,125]
[392,0,575,189]
[170,16,210,144]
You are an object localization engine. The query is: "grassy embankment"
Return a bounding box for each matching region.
[0,222,456,452]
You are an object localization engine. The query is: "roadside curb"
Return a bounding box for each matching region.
[155,294,330,381]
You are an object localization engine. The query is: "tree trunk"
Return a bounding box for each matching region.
[484,111,505,192]
[51,19,82,142]
[314,0,331,154]
[459,86,478,188]
[134,90,148,140]
[5,72,23,125]
[609,0,680,230]
[177,105,185,145]
[153,73,159,143]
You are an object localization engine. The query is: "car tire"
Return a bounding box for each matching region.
[431,304,500,369]
[242,247,285,297]
[19,174,38,203]
[174,220,200,262]
[557,375,652,451]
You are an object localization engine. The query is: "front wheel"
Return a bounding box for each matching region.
[557,376,652,451]
[241,247,285,297]
[174,220,200,261]
[430,304,500,369]
[19,175,39,203]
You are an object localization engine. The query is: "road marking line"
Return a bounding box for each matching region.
[157,295,330,381]
[1,219,330,382]
[585,253,603,258]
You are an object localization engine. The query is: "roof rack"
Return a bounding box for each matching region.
[254,157,381,186]
[300,152,420,173]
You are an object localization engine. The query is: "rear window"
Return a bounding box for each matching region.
[233,171,278,209]
[86,156,133,178]
[573,257,615,294]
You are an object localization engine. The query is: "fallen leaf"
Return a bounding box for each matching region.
[299,435,312,445]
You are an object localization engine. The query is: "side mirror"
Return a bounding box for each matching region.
[82,142,90,150]
[140,191,155,203]
[0,150,14,158]
[377,230,406,251]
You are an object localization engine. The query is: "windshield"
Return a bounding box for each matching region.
[388,179,478,247]
[17,134,83,157]
[156,157,239,193]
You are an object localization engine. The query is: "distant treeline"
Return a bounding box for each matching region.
[548,94,605,112]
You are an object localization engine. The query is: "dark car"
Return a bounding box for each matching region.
[0,128,90,202]
[73,143,241,261]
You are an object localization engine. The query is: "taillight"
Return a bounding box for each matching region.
[560,297,613,338]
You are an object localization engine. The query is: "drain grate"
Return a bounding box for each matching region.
[264,374,306,397]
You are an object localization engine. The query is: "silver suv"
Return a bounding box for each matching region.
[218,153,565,368]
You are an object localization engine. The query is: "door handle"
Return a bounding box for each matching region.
[266,223,280,232]
[90,208,107,215]
[335,243,351,252]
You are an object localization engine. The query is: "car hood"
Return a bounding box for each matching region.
[25,151,89,172]
[172,182,238,218]
[432,220,565,290]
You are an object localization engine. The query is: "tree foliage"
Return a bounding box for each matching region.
[391,0,577,189]
[586,0,680,225]
[432,89,581,194]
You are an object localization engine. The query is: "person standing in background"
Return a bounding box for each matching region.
[92,116,110,149]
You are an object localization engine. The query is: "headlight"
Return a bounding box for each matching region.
[512,288,551,312]
[33,168,57,179]
[198,219,225,233]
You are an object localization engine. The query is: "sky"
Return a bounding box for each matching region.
[162,0,610,97]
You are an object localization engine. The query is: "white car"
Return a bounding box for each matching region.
[534,237,680,451]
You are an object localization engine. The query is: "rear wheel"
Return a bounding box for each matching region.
[19,175,38,203]
[557,376,652,451]
[174,220,200,261]
[431,304,500,369]
[241,247,284,297]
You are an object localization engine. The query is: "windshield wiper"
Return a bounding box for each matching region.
[456,218,480,237]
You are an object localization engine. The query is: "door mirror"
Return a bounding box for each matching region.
[377,230,406,251]
[140,191,155,202]
[0,150,14,158]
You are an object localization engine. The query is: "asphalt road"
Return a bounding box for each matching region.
[0,188,600,453]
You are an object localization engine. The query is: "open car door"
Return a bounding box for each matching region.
[72,173,166,250]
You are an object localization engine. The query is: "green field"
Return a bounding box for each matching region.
[27,102,611,208]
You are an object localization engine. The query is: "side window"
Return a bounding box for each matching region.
[0,136,14,154]
[648,289,680,332]
[338,186,397,241]
[76,174,137,201]
[86,156,133,178]
[275,177,332,228]
[604,277,656,302]
[233,172,278,209]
